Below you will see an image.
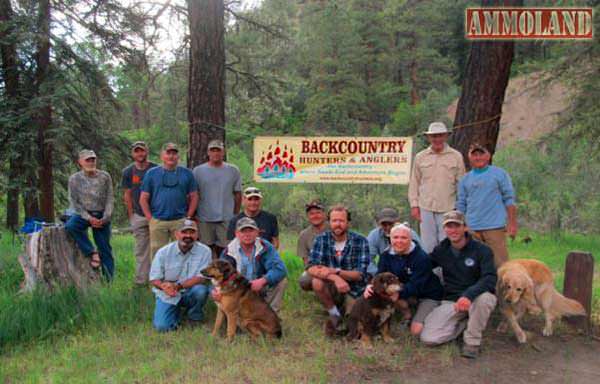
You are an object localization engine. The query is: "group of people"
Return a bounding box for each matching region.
[64,121,517,358]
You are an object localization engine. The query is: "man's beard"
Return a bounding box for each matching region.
[179,237,195,249]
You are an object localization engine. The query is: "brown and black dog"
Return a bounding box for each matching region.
[201,260,282,341]
[347,272,404,347]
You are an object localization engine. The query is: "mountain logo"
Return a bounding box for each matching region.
[256,141,297,179]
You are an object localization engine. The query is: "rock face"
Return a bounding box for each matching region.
[19,225,100,292]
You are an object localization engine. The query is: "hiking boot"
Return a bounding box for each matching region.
[461,344,479,359]
[324,315,340,337]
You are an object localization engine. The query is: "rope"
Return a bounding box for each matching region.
[452,113,502,130]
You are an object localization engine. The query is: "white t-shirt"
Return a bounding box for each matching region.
[334,240,346,260]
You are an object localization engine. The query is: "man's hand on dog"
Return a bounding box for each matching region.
[250,277,268,292]
[363,284,374,298]
[211,287,222,302]
[454,297,471,312]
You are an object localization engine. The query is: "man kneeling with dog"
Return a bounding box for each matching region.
[213,217,288,313]
[363,223,444,336]
[419,210,497,358]
[149,219,212,332]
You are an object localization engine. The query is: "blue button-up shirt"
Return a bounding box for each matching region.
[309,230,370,297]
[149,241,212,305]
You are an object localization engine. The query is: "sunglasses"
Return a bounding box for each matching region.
[162,169,180,188]
[244,188,261,195]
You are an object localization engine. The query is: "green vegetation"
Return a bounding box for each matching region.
[0,231,597,382]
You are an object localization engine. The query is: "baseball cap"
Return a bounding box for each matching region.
[178,219,198,232]
[442,210,466,226]
[377,207,400,224]
[243,186,263,199]
[305,199,325,212]
[469,142,489,154]
[236,217,259,231]
[78,149,96,160]
[131,141,148,150]
[162,142,179,152]
[208,139,224,150]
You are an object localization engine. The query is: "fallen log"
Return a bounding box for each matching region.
[18,225,100,292]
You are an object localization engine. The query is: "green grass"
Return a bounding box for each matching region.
[0,230,598,383]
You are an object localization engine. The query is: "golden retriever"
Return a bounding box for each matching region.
[496,259,586,343]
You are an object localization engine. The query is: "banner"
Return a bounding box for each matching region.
[253,136,413,184]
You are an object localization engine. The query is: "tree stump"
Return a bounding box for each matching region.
[18,225,100,292]
[563,251,594,331]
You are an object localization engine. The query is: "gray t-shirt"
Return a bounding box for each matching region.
[192,162,242,222]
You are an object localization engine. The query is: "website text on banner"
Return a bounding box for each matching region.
[253,137,413,185]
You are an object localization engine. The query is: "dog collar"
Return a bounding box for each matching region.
[222,271,238,285]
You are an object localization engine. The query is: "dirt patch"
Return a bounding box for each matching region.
[330,316,600,384]
[447,71,571,149]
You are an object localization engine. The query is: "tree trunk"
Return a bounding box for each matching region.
[19,226,100,291]
[23,168,41,218]
[450,0,523,169]
[0,0,21,230]
[35,0,54,221]
[187,0,226,168]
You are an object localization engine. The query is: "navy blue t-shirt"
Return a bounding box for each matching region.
[140,166,198,220]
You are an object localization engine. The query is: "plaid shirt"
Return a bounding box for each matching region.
[309,230,370,297]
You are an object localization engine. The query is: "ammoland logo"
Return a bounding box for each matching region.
[465,7,593,40]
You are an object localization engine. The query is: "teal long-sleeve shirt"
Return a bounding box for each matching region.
[456,165,515,231]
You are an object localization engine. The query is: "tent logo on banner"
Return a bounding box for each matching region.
[256,141,297,179]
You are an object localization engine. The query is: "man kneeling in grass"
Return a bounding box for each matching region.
[419,211,497,358]
[150,220,212,332]
[307,204,370,337]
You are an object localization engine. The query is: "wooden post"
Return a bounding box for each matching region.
[563,251,594,330]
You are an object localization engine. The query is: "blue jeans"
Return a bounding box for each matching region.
[153,284,210,332]
[65,212,114,280]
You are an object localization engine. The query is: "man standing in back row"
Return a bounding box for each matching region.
[121,141,158,285]
[408,122,465,253]
[140,143,199,259]
[227,187,280,249]
[193,139,242,258]
[456,143,517,267]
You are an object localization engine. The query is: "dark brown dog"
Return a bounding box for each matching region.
[201,260,282,341]
[347,272,403,347]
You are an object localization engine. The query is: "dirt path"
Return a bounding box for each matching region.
[331,319,600,384]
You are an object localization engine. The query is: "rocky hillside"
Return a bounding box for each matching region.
[447,72,571,148]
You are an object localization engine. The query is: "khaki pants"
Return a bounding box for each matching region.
[472,228,509,267]
[130,214,151,284]
[149,217,186,259]
[420,209,447,254]
[420,292,497,347]
[262,278,288,313]
[298,271,313,291]
[198,221,229,248]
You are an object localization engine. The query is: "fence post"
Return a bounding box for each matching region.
[563,251,594,331]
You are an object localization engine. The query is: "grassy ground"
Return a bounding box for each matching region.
[0,230,598,383]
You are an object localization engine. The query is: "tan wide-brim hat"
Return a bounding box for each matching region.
[424,122,450,135]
